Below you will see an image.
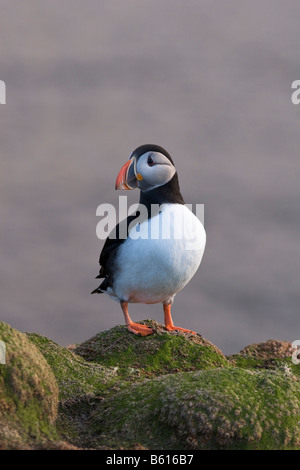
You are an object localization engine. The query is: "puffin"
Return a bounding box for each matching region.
[91,144,206,336]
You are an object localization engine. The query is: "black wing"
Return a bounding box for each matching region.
[91,214,138,294]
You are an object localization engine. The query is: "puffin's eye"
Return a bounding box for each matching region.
[147,155,155,166]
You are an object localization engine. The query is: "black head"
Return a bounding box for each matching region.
[115,144,184,205]
[130,144,175,166]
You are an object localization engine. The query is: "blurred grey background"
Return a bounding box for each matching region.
[1,0,299,354]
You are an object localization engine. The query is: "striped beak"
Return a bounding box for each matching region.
[115,158,137,190]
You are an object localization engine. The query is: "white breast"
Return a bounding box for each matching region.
[110,204,206,304]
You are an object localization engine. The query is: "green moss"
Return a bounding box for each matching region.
[228,354,265,369]
[27,333,119,401]
[0,322,59,449]
[228,345,300,380]
[74,321,229,379]
[3,320,299,450]
[91,368,300,450]
[27,321,230,448]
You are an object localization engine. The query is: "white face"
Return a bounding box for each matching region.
[135,151,176,191]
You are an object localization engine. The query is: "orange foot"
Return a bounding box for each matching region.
[163,303,197,335]
[165,324,197,335]
[120,301,154,336]
[127,322,154,336]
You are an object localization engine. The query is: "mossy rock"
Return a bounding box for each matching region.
[91,367,300,450]
[27,321,229,448]
[3,320,299,450]
[228,339,300,379]
[0,322,59,449]
[27,333,120,402]
[27,320,230,449]
[238,339,293,359]
[74,320,229,378]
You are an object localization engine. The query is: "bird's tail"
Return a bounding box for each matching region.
[91,287,103,294]
[91,275,109,294]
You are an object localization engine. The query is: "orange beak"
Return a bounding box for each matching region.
[115,159,135,190]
